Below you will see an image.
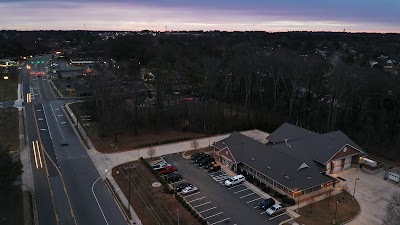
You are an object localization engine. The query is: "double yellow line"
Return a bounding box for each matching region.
[31,140,43,169]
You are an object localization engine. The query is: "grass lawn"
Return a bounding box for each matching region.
[69,102,205,153]
[0,76,18,101]
[294,192,360,225]
[0,187,24,225]
[112,161,202,225]
[0,108,19,152]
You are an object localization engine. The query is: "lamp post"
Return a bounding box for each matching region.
[334,200,339,224]
[124,165,135,220]
[353,178,360,199]
[2,76,9,103]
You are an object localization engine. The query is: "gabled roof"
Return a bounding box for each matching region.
[267,123,365,165]
[215,132,333,191]
[267,123,317,143]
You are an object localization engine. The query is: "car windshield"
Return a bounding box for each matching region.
[270,206,276,210]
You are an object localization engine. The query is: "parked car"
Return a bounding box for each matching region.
[174,183,193,192]
[152,161,171,171]
[204,161,219,169]
[199,157,216,167]
[256,198,275,210]
[158,166,177,175]
[181,186,198,195]
[265,204,285,216]
[224,174,245,187]
[208,165,221,173]
[195,154,211,164]
[165,173,182,183]
[190,152,204,160]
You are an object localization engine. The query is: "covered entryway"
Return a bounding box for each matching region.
[343,157,352,169]
[332,159,342,172]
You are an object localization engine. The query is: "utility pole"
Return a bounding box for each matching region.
[124,165,135,221]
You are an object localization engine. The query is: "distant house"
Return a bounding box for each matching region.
[213,123,366,201]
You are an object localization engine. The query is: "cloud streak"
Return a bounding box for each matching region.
[1,0,399,32]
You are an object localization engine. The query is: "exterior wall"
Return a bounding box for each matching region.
[361,163,384,174]
[331,146,360,161]
[241,163,334,202]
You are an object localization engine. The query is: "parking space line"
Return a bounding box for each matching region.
[228,184,244,189]
[240,192,255,198]
[205,212,223,219]
[233,188,249,194]
[211,217,230,225]
[269,213,287,220]
[171,179,186,184]
[184,192,200,198]
[261,211,266,215]
[188,196,205,203]
[199,206,217,213]
[213,175,228,179]
[194,201,211,208]
[247,197,262,203]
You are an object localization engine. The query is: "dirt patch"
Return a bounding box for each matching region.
[294,191,360,225]
[112,161,201,225]
[0,108,19,152]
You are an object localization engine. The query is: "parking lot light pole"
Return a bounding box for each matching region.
[352,178,360,199]
[124,165,135,219]
[334,200,339,224]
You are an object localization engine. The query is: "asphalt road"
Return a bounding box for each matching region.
[23,55,127,225]
[163,154,291,225]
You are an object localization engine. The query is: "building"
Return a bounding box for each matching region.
[385,168,400,184]
[213,123,366,201]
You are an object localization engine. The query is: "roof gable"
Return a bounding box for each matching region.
[267,122,317,143]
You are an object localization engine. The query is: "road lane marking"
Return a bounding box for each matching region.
[199,206,217,213]
[40,128,45,131]
[92,177,109,225]
[211,217,230,225]
[38,118,43,121]
[61,122,66,124]
[32,141,38,169]
[247,197,262,203]
[234,188,249,194]
[50,103,66,142]
[194,201,211,208]
[36,140,43,168]
[188,196,205,203]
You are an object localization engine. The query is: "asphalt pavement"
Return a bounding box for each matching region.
[22,55,127,225]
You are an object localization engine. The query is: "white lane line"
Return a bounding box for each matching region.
[234,188,249,194]
[38,118,43,121]
[184,192,200,198]
[240,192,256,199]
[188,197,205,203]
[61,122,66,124]
[40,76,49,97]
[40,128,46,131]
[50,103,66,141]
[199,206,217,214]
[194,201,211,208]
[210,217,230,225]
[269,213,286,220]
[205,212,223,219]
[92,177,109,225]
[228,185,244,189]
[247,197,262,203]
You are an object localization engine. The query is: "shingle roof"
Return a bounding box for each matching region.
[266,123,318,143]
[267,123,365,165]
[215,132,334,191]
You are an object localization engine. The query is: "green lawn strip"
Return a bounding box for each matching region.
[0,77,18,101]
[294,192,360,225]
[0,188,25,225]
[0,108,19,152]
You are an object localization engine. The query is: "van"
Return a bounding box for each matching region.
[224,174,245,187]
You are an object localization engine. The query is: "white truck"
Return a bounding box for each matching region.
[265,204,285,216]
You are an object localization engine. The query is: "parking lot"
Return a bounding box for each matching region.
[163,154,291,225]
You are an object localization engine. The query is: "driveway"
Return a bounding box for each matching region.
[332,168,398,225]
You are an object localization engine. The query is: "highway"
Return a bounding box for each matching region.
[22,55,127,225]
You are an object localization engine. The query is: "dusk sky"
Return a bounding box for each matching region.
[1,0,399,33]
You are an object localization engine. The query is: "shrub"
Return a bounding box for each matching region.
[163,186,170,193]
[201,220,207,225]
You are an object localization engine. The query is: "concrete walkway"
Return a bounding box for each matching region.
[64,102,270,224]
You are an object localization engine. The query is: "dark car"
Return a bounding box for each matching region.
[165,173,182,183]
[190,152,204,160]
[195,154,210,164]
[199,157,215,167]
[204,161,218,169]
[174,183,193,192]
[257,198,275,210]
[193,153,208,162]
[208,165,221,173]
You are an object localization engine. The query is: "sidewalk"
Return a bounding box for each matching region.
[64,102,268,224]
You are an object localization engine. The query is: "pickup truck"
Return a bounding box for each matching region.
[265,204,285,216]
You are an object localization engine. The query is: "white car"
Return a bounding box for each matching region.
[181,186,198,195]
[265,204,285,216]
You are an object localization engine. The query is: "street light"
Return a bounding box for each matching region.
[353,178,360,199]
[334,200,340,224]
[124,165,135,220]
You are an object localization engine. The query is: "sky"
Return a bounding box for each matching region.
[1,0,399,33]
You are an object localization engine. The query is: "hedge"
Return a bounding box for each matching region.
[135,135,209,149]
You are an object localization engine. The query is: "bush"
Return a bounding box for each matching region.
[163,186,170,193]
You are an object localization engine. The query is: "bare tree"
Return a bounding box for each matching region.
[383,192,400,225]
[190,140,199,151]
[326,188,334,206]
[147,147,156,159]
[341,184,349,199]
